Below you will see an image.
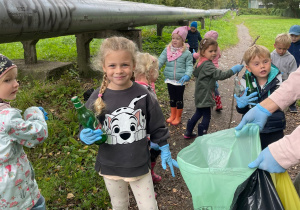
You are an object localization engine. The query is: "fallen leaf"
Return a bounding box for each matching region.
[67,193,75,199]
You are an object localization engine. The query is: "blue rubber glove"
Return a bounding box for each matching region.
[192,49,196,56]
[150,142,160,151]
[231,64,244,74]
[80,128,103,145]
[215,81,219,89]
[235,104,271,132]
[178,75,190,86]
[38,107,48,121]
[234,87,258,108]
[248,147,286,173]
[159,144,178,177]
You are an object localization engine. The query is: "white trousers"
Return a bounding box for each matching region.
[103,172,158,210]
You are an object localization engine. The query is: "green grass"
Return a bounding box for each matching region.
[232,15,300,51]
[0,13,296,208]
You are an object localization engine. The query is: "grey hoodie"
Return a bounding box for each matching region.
[271,50,297,80]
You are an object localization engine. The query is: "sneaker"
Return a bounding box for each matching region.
[183,132,197,139]
[289,105,298,113]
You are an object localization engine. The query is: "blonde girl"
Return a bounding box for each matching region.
[158,26,194,125]
[0,54,48,209]
[134,52,162,190]
[184,38,244,138]
[79,37,177,209]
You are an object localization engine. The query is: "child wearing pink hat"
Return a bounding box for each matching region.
[193,30,223,111]
[158,26,194,125]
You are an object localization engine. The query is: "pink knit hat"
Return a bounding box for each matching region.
[172,26,189,41]
[204,30,219,41]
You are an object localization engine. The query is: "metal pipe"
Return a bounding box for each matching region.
[0,0,228,44]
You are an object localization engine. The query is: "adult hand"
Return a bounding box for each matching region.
[248,147,286,173]
[159,144,177,177]
[178,75,190,86]
[150,141,160,151]
[38,107,48,121]
[235,104,271,132]
[234,87,258,108]
[80,128,103,145]
[231,64,244,74]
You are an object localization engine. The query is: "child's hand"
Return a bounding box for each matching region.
[178,75,190,86]
[234,87,258,108]
[231,64,244,74]
[80,128,103,145]
[38,107,48,121]
[159,144,178,177]
[150,142,160,151]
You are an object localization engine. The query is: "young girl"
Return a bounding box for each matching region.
[194,30,223,111]
[184,38,243,138]
[0,54,48,209]
[158,26,194,125]
[134,52,162,185]
[79,37,177,209]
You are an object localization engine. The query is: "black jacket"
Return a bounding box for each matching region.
[236,65,286,133]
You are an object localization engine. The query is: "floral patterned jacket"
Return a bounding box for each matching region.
[0,104,48,209]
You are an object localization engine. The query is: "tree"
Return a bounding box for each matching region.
[272,0,300,17]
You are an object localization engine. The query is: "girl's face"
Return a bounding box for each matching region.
[202,45,217,61]
[172,34,184,48]
[102,50,135,90]
[0,68,19,100]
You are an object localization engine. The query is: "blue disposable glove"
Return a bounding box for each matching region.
[235,104,271,132]
[231,64,244,74]
[159,144,178,177]
[38,107,48,121]
[248,147,286,173]
[215,81,219,89]
[80,128,103,145]
[150,142,160,151]
[234,87,258,108]
[178,75,190,86]
[192,49,196,56]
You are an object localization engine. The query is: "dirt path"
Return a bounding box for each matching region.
[129,24,300,209]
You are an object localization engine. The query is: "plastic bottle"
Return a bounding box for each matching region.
[71,96,107,144]
[234,76,245,97]
[245,73,258,109]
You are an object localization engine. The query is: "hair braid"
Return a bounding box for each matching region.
[94,73,108,115]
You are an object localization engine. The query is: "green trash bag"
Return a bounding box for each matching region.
[177,124,261,210]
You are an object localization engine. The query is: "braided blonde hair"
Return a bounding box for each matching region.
[91,36,138,115]
[134,52,159,85]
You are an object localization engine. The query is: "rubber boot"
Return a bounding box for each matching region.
[198,124,207,136]
[184,119,197,139]
[151,162,162,184]
[171,109,183,125]
[215,95,223,111]
[166,107,176,123]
